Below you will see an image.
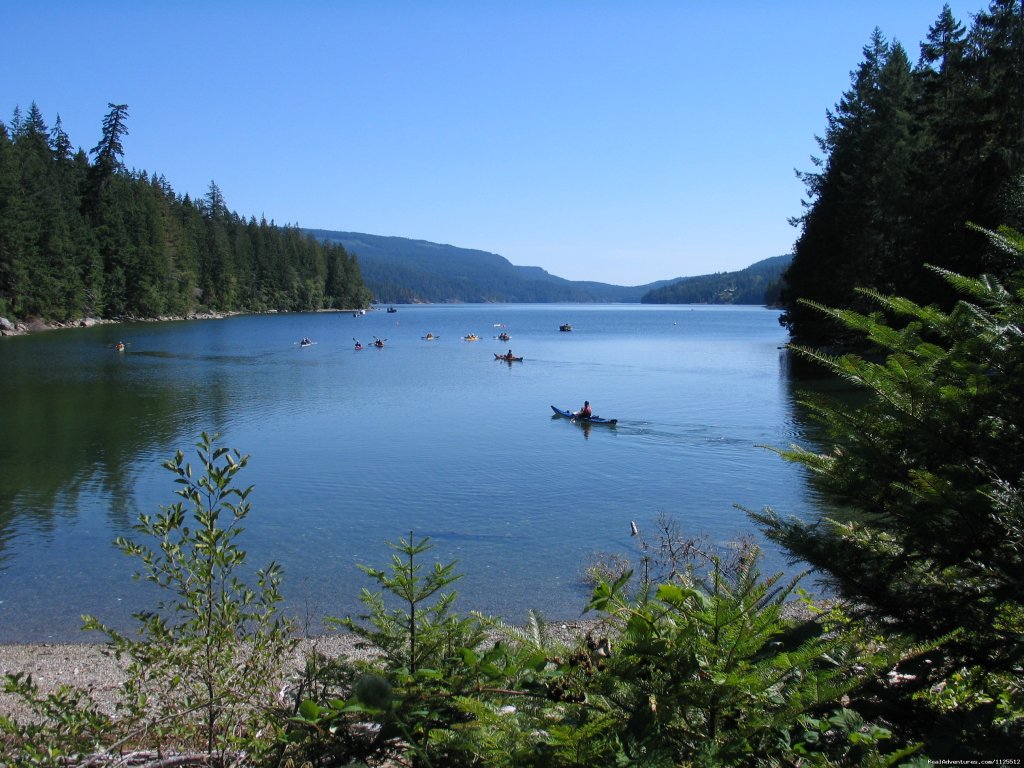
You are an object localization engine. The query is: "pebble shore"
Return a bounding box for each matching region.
[0,620,603,723]
[0,635,361,721]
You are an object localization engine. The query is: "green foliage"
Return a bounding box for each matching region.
[336,533,489,765]
[279,533,491,766]
[0,673,113,767]
[89,102,129,179]
[282,530,921,768]
[781,5,1024,343]
[1,433,297,765]
[333,532,487,676]
[584,545,919,767]
[0,103,371,322]
[433,608,618,767]
[82,432,296,762]
[757,225,1024,757]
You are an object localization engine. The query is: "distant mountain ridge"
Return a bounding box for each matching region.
[641,254,792,306]
[307,229,789,305]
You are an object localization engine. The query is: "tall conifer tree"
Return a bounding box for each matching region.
[781,3,1024,343]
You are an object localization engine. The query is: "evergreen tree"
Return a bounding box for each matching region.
[0,120,22,317]
[782,31,920,342]
[781,4,1024,344]
[0,101,371,322]
[89,102,129,178]
[49,114,72,161]
[756,226,1024,693]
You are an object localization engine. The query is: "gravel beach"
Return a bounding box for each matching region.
[0,621,603,724]
[0,634,365,722]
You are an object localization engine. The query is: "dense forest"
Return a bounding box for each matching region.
[0,103,372,324]
[781,0,1024,342]
[640,254,791,305]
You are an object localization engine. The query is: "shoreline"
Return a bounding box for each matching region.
[0,619,605,722]
[0,635,352,724]
[0,600,824,722]
[0,307,372,338]
[0,310,239,337]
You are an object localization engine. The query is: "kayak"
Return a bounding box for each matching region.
[495,354,523,362]
[550,405,617,425]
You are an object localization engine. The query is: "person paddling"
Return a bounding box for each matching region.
[576,400,592,419]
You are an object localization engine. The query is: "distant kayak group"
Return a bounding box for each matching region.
[351,336,385,349]
[301,324,617,425]
[112,326,616,425]
[293,318,616,426]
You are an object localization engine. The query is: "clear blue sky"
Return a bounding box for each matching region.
[4,1,987,285]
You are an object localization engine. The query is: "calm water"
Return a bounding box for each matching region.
[0,304,824,642]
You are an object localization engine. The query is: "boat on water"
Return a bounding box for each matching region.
[115,341,125,352]
[373,337,385,348]
[300,337,313,348]
[387,306,397,313]
[497,332,510,341]
[422,333,440,340]
[495,353,523,362]
[463,334,480,342]
[550,405,617,425]
[559,324,573,332]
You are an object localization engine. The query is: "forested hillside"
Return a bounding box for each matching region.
[640,254,790,305]
[0,103,372,323]
[782,3,1024,342]
[310,229,690,303]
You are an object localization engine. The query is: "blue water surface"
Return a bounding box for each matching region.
[0,304,823,642]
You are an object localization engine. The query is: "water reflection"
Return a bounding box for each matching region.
[1,361,180,533]
[779,346,867,443]
[0,328,244,560]
[775,346,867,519]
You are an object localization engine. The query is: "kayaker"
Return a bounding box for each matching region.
[506,349,514,360]
[576,401,592,419]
